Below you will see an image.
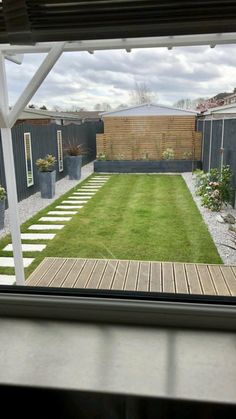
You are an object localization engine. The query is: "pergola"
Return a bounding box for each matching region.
[1,1,236,285]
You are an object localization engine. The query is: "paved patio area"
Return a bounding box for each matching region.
[27,257,236,296]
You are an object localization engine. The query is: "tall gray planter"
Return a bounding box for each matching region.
[0,199,5,230]
[66,156,82,180]
[38,170,56,198]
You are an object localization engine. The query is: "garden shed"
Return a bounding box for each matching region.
[96,104,201,162]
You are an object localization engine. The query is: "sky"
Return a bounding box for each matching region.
[5,43,236,110]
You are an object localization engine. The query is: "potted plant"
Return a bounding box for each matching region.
[0,185,6,230]
[36,154,57,198]
[65,141,87,180]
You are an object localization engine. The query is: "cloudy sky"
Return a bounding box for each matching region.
[5,43,236,110]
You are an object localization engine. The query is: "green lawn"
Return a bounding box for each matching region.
[0,174,222,280]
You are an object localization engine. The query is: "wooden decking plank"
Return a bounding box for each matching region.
[86,259,108,289]
[196,265,216,295]
[49,259,76,288]
[27,258,55,286]
[185,264,202,294]
[173,263,189,294]
[124,261,139,291]
[137,262,150,291]
[62,259,86,288]
[36,258,66,287]
[162,262,175,293]
[221,267,236,296]
[150,262,162,292]
[208,265,231,296]
[112,260,129,290]
[99,259,118,289]
[73,259,97,288]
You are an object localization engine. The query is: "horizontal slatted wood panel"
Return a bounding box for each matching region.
[2,1,236,44]
[97,116,201,160]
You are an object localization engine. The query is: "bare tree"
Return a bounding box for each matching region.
[174,97,207,110]
[130,82,156,105]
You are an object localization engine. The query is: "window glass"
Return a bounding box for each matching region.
[57,130,63,172]
[24,132,34,187]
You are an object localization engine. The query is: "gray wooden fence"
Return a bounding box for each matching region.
[0,120,103,204]
[197,118,236,189]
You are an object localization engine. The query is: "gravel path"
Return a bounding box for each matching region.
[0,161,94,239]
[182,172,236,265]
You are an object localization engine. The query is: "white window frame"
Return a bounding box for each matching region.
[57,130,63,172]
[24,132,34,187]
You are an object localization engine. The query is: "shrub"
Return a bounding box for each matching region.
[162,148,175,160]
[194,165,233,211]
[0,185,6,201]
[183,151,192,160]
[65,141,87,156]
[96,153,107,161]
[36,154,56,172]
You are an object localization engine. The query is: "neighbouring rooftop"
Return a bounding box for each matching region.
[101,104,198,118]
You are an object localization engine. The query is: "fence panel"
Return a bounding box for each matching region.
[210,120,222,170]
[0,120,103,204]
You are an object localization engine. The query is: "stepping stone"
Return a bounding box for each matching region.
[3,244,46,252]
[56,205,82,209]
[75,192,94,195]
[88,180,106,183]
[39,216,72,222]
[0,275,16,285]
[73,193,92,197]
[21,233,56,240]
[62,201,84,205]
[48,211,77,215]
[0,257,34,267]
[67,198,88,203]
[82,186,102,188]
[29,224,64,230]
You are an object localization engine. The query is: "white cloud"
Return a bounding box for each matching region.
[5,44,236,109]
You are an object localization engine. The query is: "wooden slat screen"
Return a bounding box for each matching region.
[1,1,236,44]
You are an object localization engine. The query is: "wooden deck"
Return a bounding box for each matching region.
[27,257,236,296]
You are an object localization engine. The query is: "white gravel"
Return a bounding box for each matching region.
[182,172,236,265]
[0,161,94,239]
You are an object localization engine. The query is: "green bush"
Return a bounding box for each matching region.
[194,166,233,211]
[162,148,175,160]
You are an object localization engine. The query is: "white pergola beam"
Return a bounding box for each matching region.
[0,32,236,55]
[3,32,236,55]
[0,53,25,285]
[9,43,65,127]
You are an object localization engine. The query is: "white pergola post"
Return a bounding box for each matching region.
[0,43,64,285]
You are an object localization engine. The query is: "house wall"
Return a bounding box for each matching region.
[96,116,202,161]
[0,120,103,204]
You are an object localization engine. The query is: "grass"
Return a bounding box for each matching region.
[0,174,222,280]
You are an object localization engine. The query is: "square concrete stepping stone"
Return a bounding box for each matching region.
[29,224,64,230]
[21,233,56,240]
[39,216,72,222]
[56,205,82,209]
[62,201,84,205]
[48,211,77,215]
[4,244,46,252]
[0,275,16,285]
[0,257,34,267]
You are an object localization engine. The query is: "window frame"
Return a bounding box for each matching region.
[57,130,63,172]
[23,132,34,187]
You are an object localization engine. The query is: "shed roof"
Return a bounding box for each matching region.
[203,103,236,115]
[101,104,197,117]
[19,108,101,121]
